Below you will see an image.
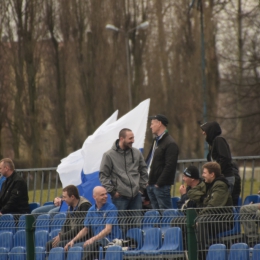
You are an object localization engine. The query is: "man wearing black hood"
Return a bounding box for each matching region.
[200,121,235,192]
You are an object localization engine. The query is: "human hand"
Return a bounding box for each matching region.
[64,240,74,251]
[54,197,62,206]
[155,184,159,188]
[83,237,95,247]
[113,192,120,198]
[179,185,186,195]
[52,235,60,248]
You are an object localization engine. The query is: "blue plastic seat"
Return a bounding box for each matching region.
[142,210,160,232]
[171,197,180,209]
[67,246,83,260]
[206,244,227,260]
[228,243,249,260]
[49,228,60,239]
[35,230,49,247]
[125,228,143,250]
[216,207,241,237]
[0,232,13,251]
[35,214,50,232]
[35,246,46,260]
[105,245,123,260]
[99,246,104,260]
[0,214,16,235]
[9,246,26,260]
[13,230,26,247]
[48,247,65,260]
[142,227,183,257]
[124,228,162,257]
[29,202,41,213]
[161,209,184,234]
[17,215,26,230]
[243,195,260,205]
[0,247,8,260]
[252,244,260,260]
[50,213,66,232]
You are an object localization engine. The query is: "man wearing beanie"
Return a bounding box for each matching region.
[146,114,179,209]
[177,165,206,210]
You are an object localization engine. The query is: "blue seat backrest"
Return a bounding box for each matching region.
[14,230,26,247]
[18,215,26,230]
[125,228,143,250]
[0,247,8,260]
[161,209,183,229]
[35,214,50,232]
[35,230,49,247]
[67,246,83,260]
[0,214,16,234]
[29,203,41,213]
[141,228,162,250]
[35,246,46,260]
[243,195,260,205]
[206,244,227,260]
[228,243,249,260]
[9,246,26,260]
[50,213,66,232]
[105,245,123,260]
[252,244,260,260]
[171,197,180,209]
[142,210,160,231]
[0,231,13,251]
[48,247,65,260]
[160,227,183,252]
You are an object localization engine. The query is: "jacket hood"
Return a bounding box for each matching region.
[112,139,134,163]
[208,175,229,190]
[200,121,222,145]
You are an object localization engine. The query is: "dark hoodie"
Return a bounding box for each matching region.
[200,122,234,178]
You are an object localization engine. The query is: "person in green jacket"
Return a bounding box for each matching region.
[196,162,233,260]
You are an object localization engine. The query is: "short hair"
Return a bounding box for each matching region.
[0,158,15,171]
[202,162,222,178]
[62,185,80,199]
[119,128,132,138]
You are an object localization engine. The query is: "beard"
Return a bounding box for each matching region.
[123,141,133,150]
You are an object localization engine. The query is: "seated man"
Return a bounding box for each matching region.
[196,162,233,260]
[0,158,30,215]
[46,185,92,252]
[240,190,260,246]
[64,186,121,260]
[171,166,206,248]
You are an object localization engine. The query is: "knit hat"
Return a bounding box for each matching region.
[183,165,200,179]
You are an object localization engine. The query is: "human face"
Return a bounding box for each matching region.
[150,120,161,136]
[94,188,108,206]
[202,168,214,183]
[183,174,193,186]
[0,162,9,177]
[62,191,74,207]
[122,131,134,150]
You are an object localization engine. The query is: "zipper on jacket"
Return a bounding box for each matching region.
[124,151,133,198]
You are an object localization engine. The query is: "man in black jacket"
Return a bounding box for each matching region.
[46,185,92,252]
[0,158,29,215]
[146,114,179,209]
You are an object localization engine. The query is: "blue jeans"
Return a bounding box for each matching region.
[112,193,142,231]
[147,185,172,209]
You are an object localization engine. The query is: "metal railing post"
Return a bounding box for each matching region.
[26,214,35,260]
[186,208,198,260]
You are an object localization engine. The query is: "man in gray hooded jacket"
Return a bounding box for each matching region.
[99,128,148,211]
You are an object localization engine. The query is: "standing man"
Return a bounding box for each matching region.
[146,114,179,209]
[46,185,92,252]
[0,158,29,215]
[99,128,148,211]
[64,186,121,260]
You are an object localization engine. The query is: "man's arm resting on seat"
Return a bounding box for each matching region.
[64,227,89,251]
[83,224,112,247]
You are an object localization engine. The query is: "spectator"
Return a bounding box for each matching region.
[64,186,121,260]
[196,162,233,260]
[232,163,241,206]
[0,174,6,191]
[200,121,235,192]
[46,185,92,252]
[146,114,179,209]
[99,128,148,211]
[0,158,29,215]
